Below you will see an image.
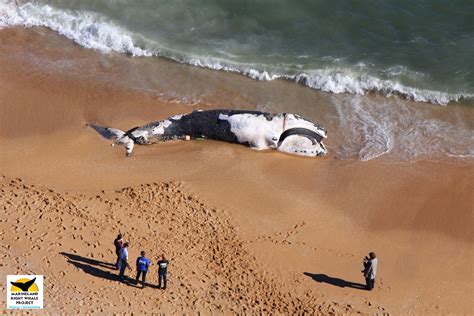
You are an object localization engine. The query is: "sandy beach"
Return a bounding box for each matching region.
[1,27,473,314]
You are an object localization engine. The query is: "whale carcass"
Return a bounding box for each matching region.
[89,109,327,157]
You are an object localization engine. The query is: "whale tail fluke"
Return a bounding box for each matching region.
[87,123,125,140]
[87,124,135,157]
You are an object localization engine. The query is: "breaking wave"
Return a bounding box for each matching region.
[2,1,472,106]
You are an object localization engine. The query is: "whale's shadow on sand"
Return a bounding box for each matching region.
[61,252,158,288]
[303,272,367,290]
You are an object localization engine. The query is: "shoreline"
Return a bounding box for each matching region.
[1,26,473,314]
[2,26,472,163]
[2,3,473,106]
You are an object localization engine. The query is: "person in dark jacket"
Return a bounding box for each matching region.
[113,233,124,269]
[157,254,169,289]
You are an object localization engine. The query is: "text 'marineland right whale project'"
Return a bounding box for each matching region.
[89,109,327,158]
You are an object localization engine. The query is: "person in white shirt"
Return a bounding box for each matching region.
[363,252,378,290]
[118,242,131,281]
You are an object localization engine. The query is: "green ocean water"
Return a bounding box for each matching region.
[4,0,474,104]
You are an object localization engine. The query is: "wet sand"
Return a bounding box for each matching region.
[1,27,473,314]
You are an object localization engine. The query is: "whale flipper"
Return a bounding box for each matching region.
[10,277,36,291]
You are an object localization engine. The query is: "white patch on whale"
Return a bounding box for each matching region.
[131,130,149,138]
[151,120,172,135]
[170,114,183,120]
[219,113,283,149]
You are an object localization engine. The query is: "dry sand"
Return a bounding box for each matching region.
[1,27,473,314]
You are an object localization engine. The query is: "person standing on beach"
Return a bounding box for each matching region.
[113,233,124,269]
[136,251,150,288]
[363,252,378,290]
[118,242,131,282]
[157,254,169,289]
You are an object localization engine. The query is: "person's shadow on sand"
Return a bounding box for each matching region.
[61,252,116,269]
[304,272,367,290]
[61,252,159,288]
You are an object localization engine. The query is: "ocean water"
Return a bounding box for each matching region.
[2,0,474,104]
[1,0,473,161]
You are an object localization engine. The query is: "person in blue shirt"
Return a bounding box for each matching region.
[135,251,150,288]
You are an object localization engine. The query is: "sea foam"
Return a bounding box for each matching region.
[2,1,472,106]
[0,1,150,56]
[332,94,474,162]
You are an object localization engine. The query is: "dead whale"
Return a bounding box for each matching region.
[89,109,327,157]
